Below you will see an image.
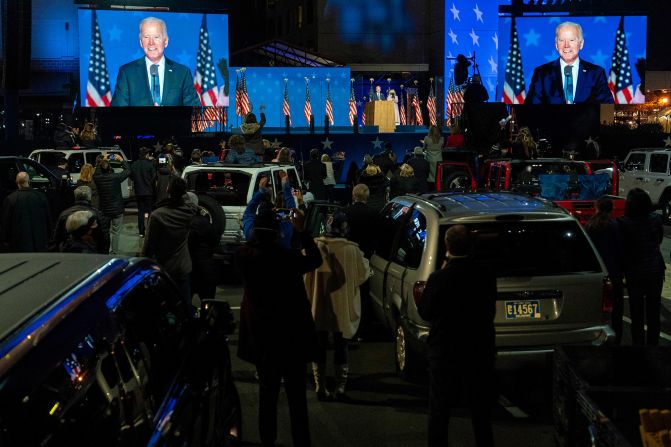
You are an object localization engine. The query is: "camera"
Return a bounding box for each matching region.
[158,156,167,164]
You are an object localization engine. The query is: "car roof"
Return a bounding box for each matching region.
[30,148,126,154]
[488,158,586,164]
[627,148,671,153]
[406,192,568,219]
[183,162,297,172]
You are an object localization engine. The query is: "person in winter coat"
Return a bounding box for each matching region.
[617,188,665,345]
[237,205,322,447]
[304,211,370,400]
[76,163,100,209]
[407,147,431,193]
[241,107,266,157]
[321,153,337,202]
[390,163,419,198]
[142,177,197,313]
[0,172,51,252]
[187,192,221,303]
[357,164,389,213]
[225,134,260,164]
[585,196,625,345]
[131,147,157,236]
[372,143,396,178]
[155,157,179,203]
[93,154,131,254]
[61,210,99,254]
[303,148,327,200]
[52,185,109,254]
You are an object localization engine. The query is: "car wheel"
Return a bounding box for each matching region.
[197,194,226,237]
[443,171,472,191]
[395,320,420,381]
[661,196,671,225]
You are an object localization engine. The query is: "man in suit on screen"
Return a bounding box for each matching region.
[111,17,200,107]
[526,21,614,104]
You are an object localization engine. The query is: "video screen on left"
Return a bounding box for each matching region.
[78,9,229,107]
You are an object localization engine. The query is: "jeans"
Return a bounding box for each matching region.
[136,195,153,236]
[626,273,664,346]
[108,214,123,255]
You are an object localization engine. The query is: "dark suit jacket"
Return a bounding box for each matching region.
[527,59,614,104]
[111,57,200,106]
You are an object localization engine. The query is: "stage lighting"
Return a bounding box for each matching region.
[454,54,471,86]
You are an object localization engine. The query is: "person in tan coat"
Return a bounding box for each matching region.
[304,211,370,400]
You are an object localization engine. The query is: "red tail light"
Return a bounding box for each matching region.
[413,281,427,306]
[602,276,613,313]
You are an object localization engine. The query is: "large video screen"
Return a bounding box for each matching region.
[78,9,229,107]
[497,16,647,104]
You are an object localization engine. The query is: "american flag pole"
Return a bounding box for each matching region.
[608,16,634,104]
[325,78,334,126]
[86,10,112,107]
[282,77,292,126]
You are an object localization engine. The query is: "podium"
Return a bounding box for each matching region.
[364,100,396,133]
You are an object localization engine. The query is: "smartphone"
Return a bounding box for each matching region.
[276,208,292,220]
[158,156,167,164]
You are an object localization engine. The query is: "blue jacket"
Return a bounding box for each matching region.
[527,59,614,104]
[243,183,297,248]
[225,148,260,165]
[111,57,200,106]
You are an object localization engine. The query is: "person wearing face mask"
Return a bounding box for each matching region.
[527,21,614,104]
[111,17,200,106]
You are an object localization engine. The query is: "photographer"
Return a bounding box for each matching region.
[94,153,131,254]
[131,147,157,237]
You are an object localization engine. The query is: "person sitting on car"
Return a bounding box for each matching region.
[61,210,99,254]
[225,134,260,165]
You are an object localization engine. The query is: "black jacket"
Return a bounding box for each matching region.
[407,156,430,192]
[373,150,395,177]
[52,200,109,254]
[131,158,157,197]
[155,168,176,204]
[0,188,51,252]
[93,162,131,217]
[345,202,378,258]
[357,171,389,213]
[390,174,419,198]
[303,159,327,200]
[618,213,665,278]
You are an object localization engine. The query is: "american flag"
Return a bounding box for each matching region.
[194,15,218,106]
[412,93,423,126]
[325,80,334,125]
[427,82,437,127]
[608,16,633,104]
[86,10,112,107]
[304,80,313,125]
[446,74,464,120]
[282,79,292,125]
[348,83,357,126]
[502,17,526,104]
[362,99,367,125]
[235,72,242,117]
[399,90,407,125]
[240,70,251,116]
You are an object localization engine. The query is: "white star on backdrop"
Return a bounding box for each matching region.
[448,29,458,45]
[664,136,671,148]
[469,29,480,47]
[488,55,497,74]
[450,3,460,21]
[523,28,541,47]
[473,4,484,22]
[585,136,596,146]
[492,32,498,50]
[321,137,334,150]
[108,25,122,42]
[371,137,384,149]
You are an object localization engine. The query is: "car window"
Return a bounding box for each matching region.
[624,153,646,171]
[85,152,102,166]
[305,203,344,236]
[374,201,410,259]
[649,153,668,174]
[272,169,300,196]
[19,160,55,187]
[68,153,84,172]
[252,170,271,194]
[33,151,66,169]
[393,208,427,269]
[439,220,601,276]
[185,170,252,206]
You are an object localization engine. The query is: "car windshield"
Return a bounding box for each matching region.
[509,161,608,200]
[439,220,601,276]
[185,170,252,206]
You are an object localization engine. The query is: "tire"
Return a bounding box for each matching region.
[197,194,226,238]
[660,195,671,225]
[443,171,472,191]
[395,319,421,381]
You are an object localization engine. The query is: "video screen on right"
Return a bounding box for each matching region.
[498,16,647,104]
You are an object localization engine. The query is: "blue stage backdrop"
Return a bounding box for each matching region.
[497,16,647,103]
[78,9,229,107]
[229,67,352,128]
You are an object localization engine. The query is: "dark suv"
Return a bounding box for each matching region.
[0,254,241,446]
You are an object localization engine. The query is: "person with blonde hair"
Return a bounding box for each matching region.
[513,127,538,159]
[423,125,444,187]
[79,122,100,148]
[390,163,419,198]
[76,163,100,208]
[321,153,336,202]
[357,164,389,212]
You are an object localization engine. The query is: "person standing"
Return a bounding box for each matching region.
[585,196,625,345]
[418,225,497,447]
[304,212,370,401]
[0,172,51,252]
[52,185,109,254]
[61,210,100,254]
[187,193,220,304]
[387,89,400,125]
[142,177,197,313]
[407,147,430,193]
[131,147,157,237]
[618,188,665,346]
[237,205,322,447]
[357,164,389,213]
[321,154,336,202]
[423,125,444,188]
[390,163,419,198]
[94,154,131,254]
[303,148,327,201]
[76,163,100,209]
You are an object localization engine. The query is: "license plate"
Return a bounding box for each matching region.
[505,300,541,319]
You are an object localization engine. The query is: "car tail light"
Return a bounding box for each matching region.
[413,281,427,306]
[602,276,613,313]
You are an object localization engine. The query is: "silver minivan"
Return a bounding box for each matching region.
[369,192,615,378]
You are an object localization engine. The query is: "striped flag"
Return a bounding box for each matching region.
[240,70,251,116]
[362,99,367,125]
[399,90,407,125]
[502,17,526,104]
[325,80,334,125]
[193,14,218,106]
[427,82,437,126]
[348,83,357,125]
[282,79,292,125]
[235,72,241,116]
[608,16,633,104]
[412,94,423,126]
[86,10,112,107]
[304,79,313,125]
[446,74,465,119]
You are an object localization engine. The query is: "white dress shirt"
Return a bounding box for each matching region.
[145,56,166,103]
[559,58,579,103]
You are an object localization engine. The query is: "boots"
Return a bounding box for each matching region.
[334,364,349,400]
[312,362,331,401]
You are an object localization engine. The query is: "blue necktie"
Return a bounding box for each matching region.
[151,64,160,106]
[564,65,573,104]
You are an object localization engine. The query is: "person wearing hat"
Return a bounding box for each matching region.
[304,211,370,401]
[61,210,99,254]
[236,200,322,447]
[408,146,430,193]
[131,147,157,237]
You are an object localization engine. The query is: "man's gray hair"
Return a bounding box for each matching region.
[66,210,94,234]
[555,21,583,43]
[139,17,168,39]
[74,185,92,202]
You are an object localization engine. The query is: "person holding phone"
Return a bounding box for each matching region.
[93,153,131,254]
